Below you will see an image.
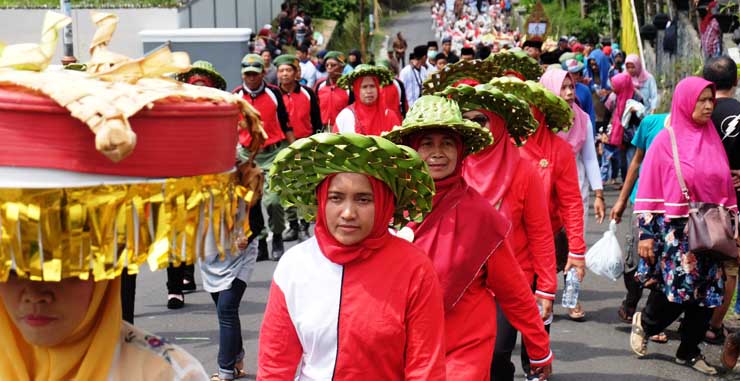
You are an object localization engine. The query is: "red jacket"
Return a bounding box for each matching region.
[280,83,322,139]
[258,237,446,381]
[382,78,408,121]
[499,159,557,300]
[233,83,290,148]
[314,77,350,128]
[443,241,553,381]
[521,134,586,258]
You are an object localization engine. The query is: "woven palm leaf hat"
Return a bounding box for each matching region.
[175,60,227,90]
[486,50,544,81]
[422,58,504,95]
[337,63,395,90]
[0,11,265,282]
[435,84,538,146]
[269,133,435,226]
[383,95,493,156]
[488,76,574,133]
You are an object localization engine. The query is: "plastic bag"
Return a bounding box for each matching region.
[585,220,624,281]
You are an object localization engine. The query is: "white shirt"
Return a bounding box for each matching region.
[399,64,426,107]
[299,60,318,88]
[335,108,356,133]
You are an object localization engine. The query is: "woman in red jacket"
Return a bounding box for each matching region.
[490,77,588,321]
[384,95,554,381]
[258,133,446,381]
[433,84,558,381]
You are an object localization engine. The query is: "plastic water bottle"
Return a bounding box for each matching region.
[561,268,580,308]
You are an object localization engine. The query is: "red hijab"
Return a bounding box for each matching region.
[314,174,396,265]
[407,130,510,311]
[463,110,520,207]
[608,73,635,146]
[351,76,401,135]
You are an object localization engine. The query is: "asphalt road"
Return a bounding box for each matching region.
[130,5,736,381]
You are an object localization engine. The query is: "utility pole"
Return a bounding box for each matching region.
[360,0,366,56]
[60,0,76,64]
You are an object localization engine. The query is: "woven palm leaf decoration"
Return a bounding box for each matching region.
[422,59,504,95]
[383,95,493,156]
[486,51,544,81]
[488,76,573,133]
[435,84,537,146]
[269,133,435,226]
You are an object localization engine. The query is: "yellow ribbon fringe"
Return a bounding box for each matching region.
[0,173,254,282]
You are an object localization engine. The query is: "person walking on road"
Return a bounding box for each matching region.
[385,95,554,381]
[233,53,295,260]
[258,133,446,381]
[334,64,400,135]
[630,77,737,376]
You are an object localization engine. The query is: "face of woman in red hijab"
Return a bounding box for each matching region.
[692,87,715,125]
[416,132,460,180]
[560,76,575,104]
[358,76,379,105]
[324,173,376,245]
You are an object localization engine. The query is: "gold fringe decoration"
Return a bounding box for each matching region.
[0,173,256,282]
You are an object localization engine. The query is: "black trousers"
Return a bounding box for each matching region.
[167,263,195,295]
[623,269,644,311]
[121,268,137,324]
[641,289,713,360]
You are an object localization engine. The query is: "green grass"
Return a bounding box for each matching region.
[0,0,183,8]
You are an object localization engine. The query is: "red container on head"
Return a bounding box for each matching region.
[0,86,239,178]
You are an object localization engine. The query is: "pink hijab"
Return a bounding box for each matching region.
[625,54,652,88]
[634,77,737,217]
[540,69,590,154]
[608,73,635,146]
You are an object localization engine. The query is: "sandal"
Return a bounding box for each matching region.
[649,332,669,343]
[705,324,729,345]
[209,367,247,381]
[618,304,634,324]
[568,302,586,322]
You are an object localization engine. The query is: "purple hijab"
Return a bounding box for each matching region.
[634,76,737,217]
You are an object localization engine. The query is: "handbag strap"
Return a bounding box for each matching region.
[666,126,692,202]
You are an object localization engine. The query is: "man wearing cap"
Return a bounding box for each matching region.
[296,43,317,87]
[563,58,596,128]
[234,53,294,259]
[399,45,428,107]
[460,46,475,61]
[314,51,353,130]
[442,36,460,64]
[522,39,543,62]
[275,54,322,242]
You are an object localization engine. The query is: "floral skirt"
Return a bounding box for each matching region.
[635,213,724,307]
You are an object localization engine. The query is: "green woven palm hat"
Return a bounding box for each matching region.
[383,95,493,156]
[423,59,504,95]
[488,76,574,133]
[269,133,435,226]
[486,51,544,81]
[176,60,227,90]
[337,64,394,90]
[434,84,537,146]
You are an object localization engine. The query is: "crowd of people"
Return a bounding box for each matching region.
[5,2,740,381]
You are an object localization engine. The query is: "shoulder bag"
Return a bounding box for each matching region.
[667,125,738,259]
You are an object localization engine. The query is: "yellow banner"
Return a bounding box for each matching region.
[621,0,639,56]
